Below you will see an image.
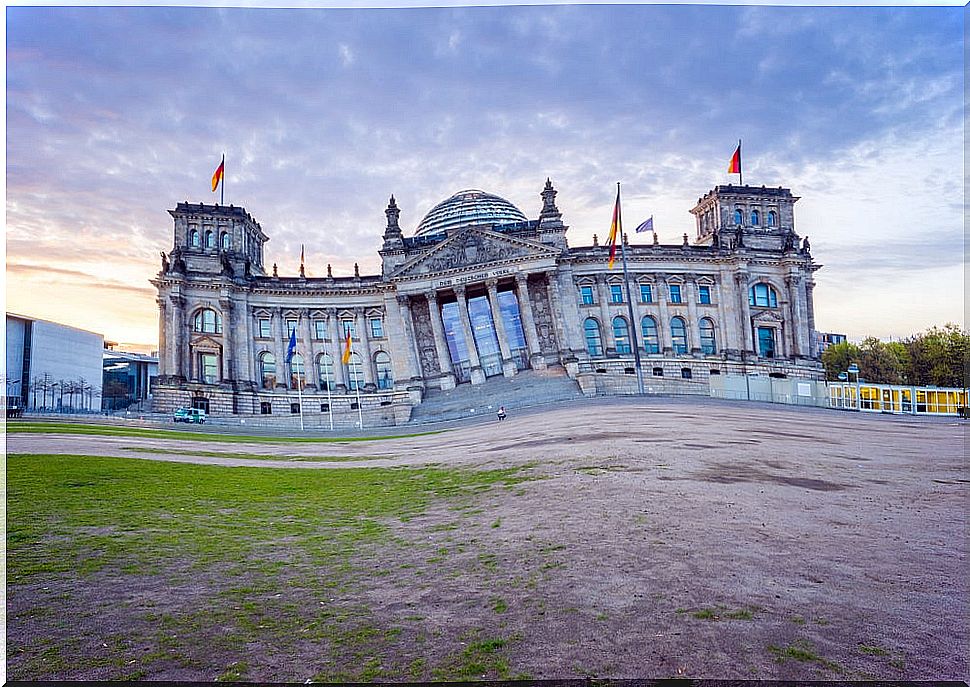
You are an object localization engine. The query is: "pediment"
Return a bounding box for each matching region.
[391,227,560,279]
[751,309,784,323]
[190,334,223,350]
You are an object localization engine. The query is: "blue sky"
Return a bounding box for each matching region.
[5,2,965,345]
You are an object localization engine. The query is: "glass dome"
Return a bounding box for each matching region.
[414,189,528,237]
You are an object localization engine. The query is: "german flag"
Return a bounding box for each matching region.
[341,330,353,365]
[211,155,225,192]
[728,143,741,175]
[607,186,621,270]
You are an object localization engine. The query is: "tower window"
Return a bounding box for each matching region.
[767,210,777,227]
[751,209,760,226]
[193,308,222,334]
[734,209,743,226]
[221,232,231,250]
[205,230,215,248]
[580,285,594,305]
[749,283,778,308]
[189,229,200,247]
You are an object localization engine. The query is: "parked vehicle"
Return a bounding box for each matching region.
[173,407,207,424]
[6,398,24,418]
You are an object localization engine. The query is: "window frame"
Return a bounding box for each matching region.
[609,284,624,304]
[639,284,653,303]
[612,316,631,354]
[698,285,712,305]
[369,317,384,339]
[580,285,595,305]
[641,316,660,354]
[584,318,603,356]
[669,284,683,304]
[670,316,688,355]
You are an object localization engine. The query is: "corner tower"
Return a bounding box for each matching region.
[166,203,269,278]
[690,185,799,251]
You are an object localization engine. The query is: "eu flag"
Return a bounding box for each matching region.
[286,327,297,363]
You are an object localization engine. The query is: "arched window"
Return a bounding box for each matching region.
[289,353,305,389]
[767,210,777,227]
[221,232,231,250]
[189,229,200,247]
[751,209,760,226]
[612,316,631,354]
[192,308,222,334]
[259,352,276,390]
[670,317,688,355]
[205,230,215,248]
[346,352,364,391]
[374,351,393,390]
[748,283,778,308]
[317,353,334,391]
[641,316,660,354]
[584,318,603,356]
[699,318,717,355]
[734,209,743,226]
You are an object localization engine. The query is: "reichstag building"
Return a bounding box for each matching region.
[152,179,822,424]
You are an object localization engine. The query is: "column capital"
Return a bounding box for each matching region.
[396,294,411,307]
[485,278,499,291]
[454,284,467,298]
[426,289,440,304]
[734,272,749,285]
[515,273,530,289]
[169,295,185,307]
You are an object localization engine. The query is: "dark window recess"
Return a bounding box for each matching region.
[709,369,721,375]
[351,402,360,410]
[595,367,607,374]
[769,372,788,379]
[681,368,692,379]
[192,397,209,413]
[320,403,330,412]
[653,367,664,377]
[260,402,272,415]
[290,403,300,414]
[380,400,392,407]
[624,367,635,375]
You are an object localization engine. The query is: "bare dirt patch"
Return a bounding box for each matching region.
[6,398,968,681]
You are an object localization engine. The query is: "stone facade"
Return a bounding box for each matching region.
[151,181,822,425]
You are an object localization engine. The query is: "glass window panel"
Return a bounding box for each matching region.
[639,284,653,303]
[641,316,660,354]
[700,318,716,355]
[580,286,594,305]
[440,301,469,365]
[289,353,305,388]
[375,352,393,389]
[318,354,334,391]
[498,291,527,351]
[314,319,327,339]
[671,317,688,354]
[669,285,682,304]
[346,352,364,390]
[584,318,603,356]
[698,286,711,304]
[610,284,624,303]
[200,353,218,384]
[260,353,276,389]
[370,318,384,338]
[258,318,271,338]
[757,327,776,358]
[613,316,631,353]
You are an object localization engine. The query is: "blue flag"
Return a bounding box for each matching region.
[635,216,654,233]
[286,327,297,363]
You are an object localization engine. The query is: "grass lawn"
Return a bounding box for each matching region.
[4,420,443,443]
[6,453,535,681]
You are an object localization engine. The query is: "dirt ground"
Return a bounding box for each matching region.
[6,397,968,681]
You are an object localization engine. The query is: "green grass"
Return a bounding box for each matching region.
[5,453,532,583]
[125,447,391,461]
[768,640,842,672]
[5,420,443,444]
[858,644,889,656]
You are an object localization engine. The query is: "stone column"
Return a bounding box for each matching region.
[736,274,754,355]
[685,277,702,357]
[219,296,236,382]
[394,294,422,383]
[516,274,546,369]
[299,309,315,387]
[455,285,485,385]
[157,298,168,377]
[595,275,615,352]
[785,275,801,359]
[656,276,672,354]
[355,308,376,390]
[486,279,516,378]
[327,309,347,391]
[275,308,289,388]
[714,277,729,357]
[805,279,818,359]
[555,264,585,356]
[543,269,570,361]
[170,295,186,380]
[426,291,456,390]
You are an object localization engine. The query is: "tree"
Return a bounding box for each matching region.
[858,337,904,385]
[903,324,969,388]
[821,341,861,381]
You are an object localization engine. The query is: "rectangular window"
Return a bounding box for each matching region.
[290,402,300,414]
[200,353,218,384]
[314,319,327,339]
[580,285,594,305]
[652,367,664,377]
[258,318,271,338]
[669,284,682,304]
[320,403,330,412]
[370,317,384,338]
[639,284,653,303]
[758,327,776,358]
[698,285,711,304]
[285,319,298,338]
[341,320,355,338]
[260,401,272,415]
[610,284,624,303]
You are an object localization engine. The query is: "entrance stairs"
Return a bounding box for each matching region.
[408,365,583,424]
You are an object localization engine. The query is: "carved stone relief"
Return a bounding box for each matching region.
[410,297,440,377]
[405,231,537,275]
[528,274,558,354]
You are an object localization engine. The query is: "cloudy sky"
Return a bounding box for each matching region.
[5,2,965,346]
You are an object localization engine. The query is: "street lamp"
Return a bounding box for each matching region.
[847,363,860,410]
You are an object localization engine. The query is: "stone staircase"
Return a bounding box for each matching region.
[409,365,583,424]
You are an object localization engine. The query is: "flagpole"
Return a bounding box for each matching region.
[617,182,645,396]
[354,353,364,431]
[297,314,305,431]
[221,153,225,205]
[327,349,334,431]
